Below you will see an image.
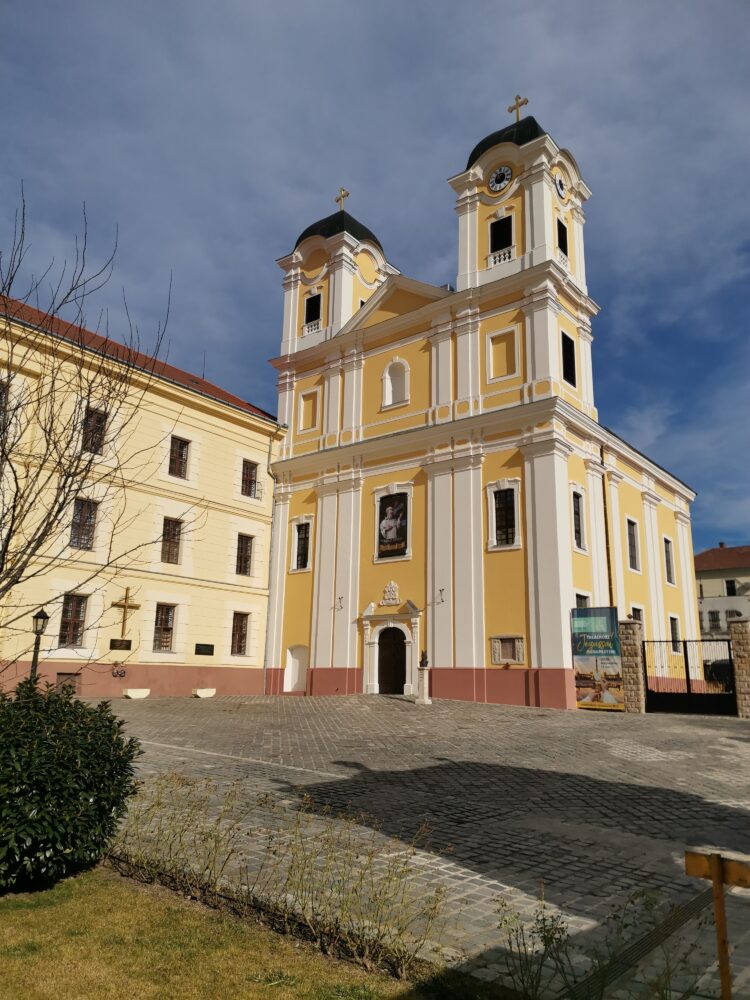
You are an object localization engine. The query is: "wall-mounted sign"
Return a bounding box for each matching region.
[109,638,132,651]
[377,492,408,560]
[571,607,624,711]
[195,644,215,656]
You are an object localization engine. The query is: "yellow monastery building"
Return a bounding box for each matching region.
[0,300,280,697]
[265,112,700,709]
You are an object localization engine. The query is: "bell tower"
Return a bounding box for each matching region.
[448,98,592,296]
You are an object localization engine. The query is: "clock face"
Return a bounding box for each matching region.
[555,173,567,198]
[488,165,512,193]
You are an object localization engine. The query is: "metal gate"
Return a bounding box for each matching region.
[642,639,737,715]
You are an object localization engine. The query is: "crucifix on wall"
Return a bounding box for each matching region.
[111,586,141,638]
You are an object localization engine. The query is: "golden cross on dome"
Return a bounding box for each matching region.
[507,94,528,122]
[335,186,350,211]
[111,586,141,638]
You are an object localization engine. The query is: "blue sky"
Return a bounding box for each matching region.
[2,1,748,552]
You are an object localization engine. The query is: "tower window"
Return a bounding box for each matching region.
[572,491,584,549]
[557,219,569,258]
[295,522,310,570]
[664,538,675,585]
[490,216,512,253]
[304,294,321,325]
[561,333,577,387]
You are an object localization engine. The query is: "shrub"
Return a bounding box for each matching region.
[0,678,141,889]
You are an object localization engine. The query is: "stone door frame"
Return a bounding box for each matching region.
[362,600,421,695]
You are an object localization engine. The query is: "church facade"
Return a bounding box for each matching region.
[265,113,700,709]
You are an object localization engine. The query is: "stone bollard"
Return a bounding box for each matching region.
[619,619,645,713]
[729,618,750,719]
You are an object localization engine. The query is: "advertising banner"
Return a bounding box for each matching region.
[571,607,624,711]
[377,493,408,560]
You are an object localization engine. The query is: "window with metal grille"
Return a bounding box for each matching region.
[631,606,643,623]
[241,460,258,497]
[168,436,190,478]
[572,491,584,548]
[561,333,576,386]
[153,603,175,651]
[627,519,640,571]
[494,488,516,547]
[557,218,569,257]
[664,538,675,584]
[236,534,253,576]
[576,594,590,609]
[669,615,681,653]
[490,216,512,253]
[709,610,721,631]
[82,406,106,454]
[726,579,737,597]
[295,522,310,570]
[304,294,321,325]
[161,518,182,564]
[231,612,249,655]
[70,498,97,550]
[59,594,87,647]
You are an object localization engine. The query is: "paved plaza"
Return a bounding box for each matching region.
[114,695,750,993]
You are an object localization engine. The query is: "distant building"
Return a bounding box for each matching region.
[695,543,750,638]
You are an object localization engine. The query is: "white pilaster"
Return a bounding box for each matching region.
[454,307,479,417]
[676,510,699,638]
[452,453,484,666]
[429,316,453,419]
[310,487,338,667]
[523,436,574,669]
[332,474,362,668]
[642,490,666,640]
[280,268,301,355]
[426,460,454,667]
[324,360,341,439]
[329,249,357,335]
[455,192,478,291]
[341,348,363,438]
[265,485,290,670]
[585,459,610,606]
[522,284,560,387]
[605,468,626,619]
[571,205,588,294]
[577,325,595,412]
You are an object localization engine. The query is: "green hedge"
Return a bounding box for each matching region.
[0,678,141,889]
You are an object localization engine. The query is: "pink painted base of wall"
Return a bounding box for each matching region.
[264,668,363,697]
[430,667,577,710]
[1,661,265,698]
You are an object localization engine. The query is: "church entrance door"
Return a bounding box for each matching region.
[378,627,406,694]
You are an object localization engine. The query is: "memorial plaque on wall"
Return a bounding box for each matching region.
[195,643,215,656]
[377,492,408,559]
[109,638,132,651]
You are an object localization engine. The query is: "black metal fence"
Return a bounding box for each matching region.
[642,639,736,715]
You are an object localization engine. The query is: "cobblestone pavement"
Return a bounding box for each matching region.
[113,696,750,993]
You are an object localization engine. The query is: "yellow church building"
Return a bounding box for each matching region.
[265,109,700,709]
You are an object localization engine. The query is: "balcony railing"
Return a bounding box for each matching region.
[557,248,569,268]
[487,247,515,267]
[302,320,321,336]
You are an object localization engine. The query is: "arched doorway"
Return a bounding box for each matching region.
[284,645,308,693]
[378,627,406,694]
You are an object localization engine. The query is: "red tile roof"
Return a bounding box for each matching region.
[695,545,750,572]
[1,297,277,424]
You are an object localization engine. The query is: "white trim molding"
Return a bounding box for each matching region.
[288,513,314,573]
[485,324,520,384]
[485,478,522,551]
[381,356,410,409]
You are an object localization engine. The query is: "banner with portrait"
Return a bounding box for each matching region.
[377,492,408,559]
[571,606,624,711]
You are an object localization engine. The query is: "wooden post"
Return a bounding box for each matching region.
[709,852,733,999]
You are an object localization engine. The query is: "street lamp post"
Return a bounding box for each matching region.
[30,608,49,682]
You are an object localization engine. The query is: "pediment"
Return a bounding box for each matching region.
[336,275,451,338]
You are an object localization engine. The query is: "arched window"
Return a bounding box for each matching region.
[382,359,409,408]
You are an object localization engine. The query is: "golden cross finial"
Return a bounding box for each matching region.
[335,186,350,211]
[507,94,529,123]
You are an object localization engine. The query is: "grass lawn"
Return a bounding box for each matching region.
[0,867,497,1000]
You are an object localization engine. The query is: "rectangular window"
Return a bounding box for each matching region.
[304,293,321,325]
[490,216,513,253]
[557,218,569,258]
[231,612,249,656]
[627,519,640,571]
[494,488,516,547]
[669,615,681,653]
[489,330,516,379]
[726,579,737,597]
[295,522,310,570]
[70,498,97,550]
[241,460,258,497]
[161,517,182,564]
[631,606,643,623]
[664,538,675,585]
[59,594,87,647]
[572,491,584,548]
[153,603,175,652]
[82,406,106,454]
[709,610,721,631]
[561,332,577,386]
[575,594,590,609]
[236,533,253,576]
[168,436,190,478]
